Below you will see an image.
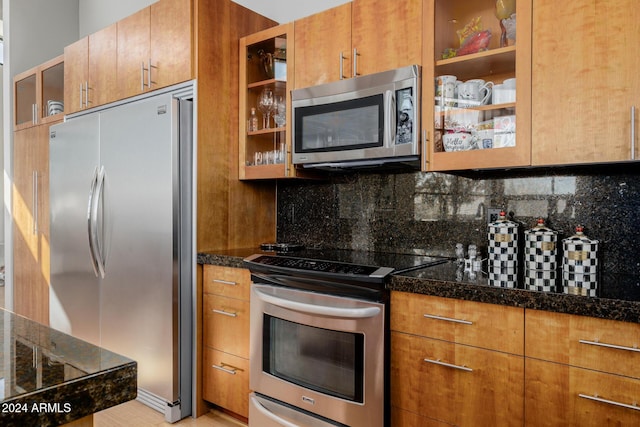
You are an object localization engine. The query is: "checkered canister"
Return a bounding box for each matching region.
[488,211,519,269]
[562,225,599,297]
[524,219,558,292]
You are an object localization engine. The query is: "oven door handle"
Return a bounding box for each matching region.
[254,287,381,319]
[250,395,301,427]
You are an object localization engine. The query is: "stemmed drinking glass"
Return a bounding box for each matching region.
[258,88,275,129]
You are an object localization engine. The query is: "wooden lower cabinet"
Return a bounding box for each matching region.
[391,406,453,427]
[202,265,251,418]
[203,348,250,418]
[391,331,524,426]
[525,358,640,426]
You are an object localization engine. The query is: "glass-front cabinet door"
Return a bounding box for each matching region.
[423,0,531,171]
[14,55,65,130]
[239,24,292,180]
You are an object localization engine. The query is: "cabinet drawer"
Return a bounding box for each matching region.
[203,348,250,418]
[203,265,251,300]
[525,309,640,378]
[391,291,524,354]
[391,331,524,426]
[204,294,250,359]
[526,358,640,426]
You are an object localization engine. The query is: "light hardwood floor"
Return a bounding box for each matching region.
[95,400,247,427]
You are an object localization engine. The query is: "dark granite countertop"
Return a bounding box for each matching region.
[198,250,640,324]
[0,309,137,426]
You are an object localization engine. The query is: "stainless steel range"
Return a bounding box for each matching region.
[244,250,447,427]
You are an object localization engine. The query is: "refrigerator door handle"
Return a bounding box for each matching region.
[87,166,106,278]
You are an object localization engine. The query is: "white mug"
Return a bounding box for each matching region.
[436,75,457,106]
[503,78,516,89]
[492,84,516,104]
[457,80,493,107]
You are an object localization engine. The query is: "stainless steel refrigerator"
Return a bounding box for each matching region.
[48,82,195,423]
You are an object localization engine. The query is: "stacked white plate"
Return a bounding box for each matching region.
[47,100,64,116]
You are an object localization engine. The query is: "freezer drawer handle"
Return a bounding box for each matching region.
[212,308,237,318]
[579,393,640,411]
[212,279,237,286]
[212,363,240,375]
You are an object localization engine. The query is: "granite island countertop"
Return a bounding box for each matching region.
[198,249,640,324]
[0,309,137,426]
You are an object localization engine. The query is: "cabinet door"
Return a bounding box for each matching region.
[391,291,524,355]
[351,0,423,76]
[532,0,640,165]
[391,332,524,426]
[13,124,53,325]
[117,7,151,99]
[293,3,352,88]
[525,309,640,379]
[203,265,251,300]
[64,37,89,114]
[88,23,118,108]
[203,348,250,418]
[204,294,250,359]
[150,0,193,89]
[526,358,640,426]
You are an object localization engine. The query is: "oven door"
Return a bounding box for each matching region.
[250,283,385,427]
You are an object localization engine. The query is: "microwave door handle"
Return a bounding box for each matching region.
[386,90,396,146]
[253,286,381,319]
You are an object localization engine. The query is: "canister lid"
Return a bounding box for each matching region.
[525,218,557,236]
[489,210,518,230]
[562,225,599,245]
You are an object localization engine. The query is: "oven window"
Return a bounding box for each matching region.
[263,315,364,403]
[295,94,384,153]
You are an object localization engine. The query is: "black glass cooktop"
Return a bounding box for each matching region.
[245,249,449,278]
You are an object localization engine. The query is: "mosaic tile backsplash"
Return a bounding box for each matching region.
[276,165,640,299]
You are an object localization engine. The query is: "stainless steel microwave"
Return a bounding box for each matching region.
[291,65,421,170]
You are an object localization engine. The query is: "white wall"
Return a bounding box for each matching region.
[231,0,351,23]
[79,0,157,37]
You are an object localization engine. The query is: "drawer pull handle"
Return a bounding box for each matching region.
[423,314,473,325]
[213,279,237,286]
[423,358,473,372]
[212,363,240,375]
[579,339,640,353]
[213,308,237,318]
[579,393,640,411]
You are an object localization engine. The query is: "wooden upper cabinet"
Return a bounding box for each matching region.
[117,0,193,100]
[293,0,422,89]
[351,0,423,76]
[150,0,193,88]
[65,24,117,114]
[294,3,352,89]
[64,37,89,114]
[14,56,65,130]
[88,24,118,108]
[424,0,532,172]
[117,7,152,99]
[531,0,640,165]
